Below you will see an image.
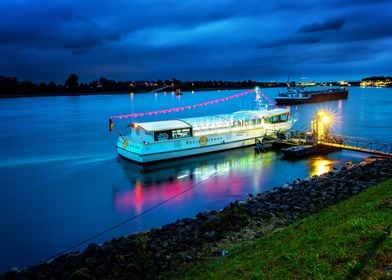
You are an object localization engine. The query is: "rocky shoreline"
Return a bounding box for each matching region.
[2,157,392,280]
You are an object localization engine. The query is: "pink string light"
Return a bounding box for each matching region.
[108,89,279,131]
[110,88,278,121]
[110,89,255,120]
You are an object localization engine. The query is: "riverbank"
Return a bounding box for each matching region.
[2,157,391,279]
[167,175,392,279]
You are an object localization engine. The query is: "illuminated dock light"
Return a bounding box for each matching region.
[312,110,334,143]
[322,115,331,124]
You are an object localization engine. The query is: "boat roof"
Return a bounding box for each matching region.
[132,120,191,132]
[131,108,289,131]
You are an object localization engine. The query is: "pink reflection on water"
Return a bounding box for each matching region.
[114,150,277,215]
[198,173,245,197]
[114,179,194,214]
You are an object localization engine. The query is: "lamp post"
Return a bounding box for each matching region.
[312,111,332,144]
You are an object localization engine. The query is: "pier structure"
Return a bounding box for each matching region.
[318,134,392,157]
[313,110,392,157]
[255,110,392,158]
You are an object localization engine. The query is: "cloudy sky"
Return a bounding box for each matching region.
[0,0,391,83]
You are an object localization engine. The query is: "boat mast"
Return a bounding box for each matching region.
[287,74,292,94]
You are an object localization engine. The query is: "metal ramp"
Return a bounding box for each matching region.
[319,133,392,157]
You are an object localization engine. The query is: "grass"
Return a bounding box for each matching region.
[164,179,392,279]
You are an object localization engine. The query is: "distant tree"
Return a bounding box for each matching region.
[38,82,48,93]
[89,80,99,90]
[65,73,79,92]
[116,81,128,91]
[99,77,116,91]
[0,76,19,94]
[47,81,57,93]
[79,83,90,93]
[20,81,36,93]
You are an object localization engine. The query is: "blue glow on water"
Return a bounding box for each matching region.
[0,87,391,272]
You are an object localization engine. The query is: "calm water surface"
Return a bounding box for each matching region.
[0,87,391,272]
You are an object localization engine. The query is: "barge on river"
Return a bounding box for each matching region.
[274,87,348,105]
[115,107,295,163]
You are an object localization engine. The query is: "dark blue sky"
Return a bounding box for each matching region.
[1,0,391,83]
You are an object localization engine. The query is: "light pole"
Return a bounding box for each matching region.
[313,110,332,144]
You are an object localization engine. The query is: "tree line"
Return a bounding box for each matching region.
[0,74,292,97]
[1,73,370,97]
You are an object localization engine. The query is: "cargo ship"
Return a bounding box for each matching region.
[274,87,348,105]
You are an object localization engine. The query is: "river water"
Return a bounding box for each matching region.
[0,87,391,272]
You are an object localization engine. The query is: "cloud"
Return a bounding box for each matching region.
[299,18,346,33]
[0,0,391,82]
[261,36,321,48]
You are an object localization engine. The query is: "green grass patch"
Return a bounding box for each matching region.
[165,179,392,280]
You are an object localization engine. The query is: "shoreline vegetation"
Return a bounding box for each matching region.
[167,175,392,279]
[1,157,391,279]
[1,74,391,98]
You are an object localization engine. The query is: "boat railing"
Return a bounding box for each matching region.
[192,123,263,136]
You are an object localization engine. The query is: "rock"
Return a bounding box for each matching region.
[280,205,290,211]
[2,269,17,280]
[84,257,98,269]
[95,264,106,275]
[206,230,216,239]
[160,240,169,248]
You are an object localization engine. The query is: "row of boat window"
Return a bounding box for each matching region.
[264,113,289,124]
[154,128,192,141]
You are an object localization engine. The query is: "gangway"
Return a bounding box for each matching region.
[319,134,392,157]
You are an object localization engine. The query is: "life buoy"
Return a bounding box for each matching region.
[199,136,208,146]
[122,139,128,148]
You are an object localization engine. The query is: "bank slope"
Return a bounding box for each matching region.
[167,178,392,279]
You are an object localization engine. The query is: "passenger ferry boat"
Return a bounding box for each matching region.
[113,96,295,163]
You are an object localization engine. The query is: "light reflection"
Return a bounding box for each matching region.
[114,148,344,216]
[309,157,334,176]
[338,99,342,109]
[114,179,194,214]
[113,149,276,214]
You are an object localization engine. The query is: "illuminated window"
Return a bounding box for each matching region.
[172,128,191,138]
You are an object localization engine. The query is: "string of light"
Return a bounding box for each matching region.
[109,88,278,131]
[110,89,256,120]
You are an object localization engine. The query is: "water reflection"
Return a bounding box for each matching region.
[113,148,277,214]
[308,157,335,176]
[113,148,363,216]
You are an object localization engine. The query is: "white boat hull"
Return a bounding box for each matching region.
[118,136,258,163]
[117,129,263,163]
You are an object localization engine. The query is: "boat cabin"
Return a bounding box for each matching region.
[127,109,290,143]
[129,120,192,143]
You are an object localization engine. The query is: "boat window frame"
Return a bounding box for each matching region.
[153,127,193,142]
